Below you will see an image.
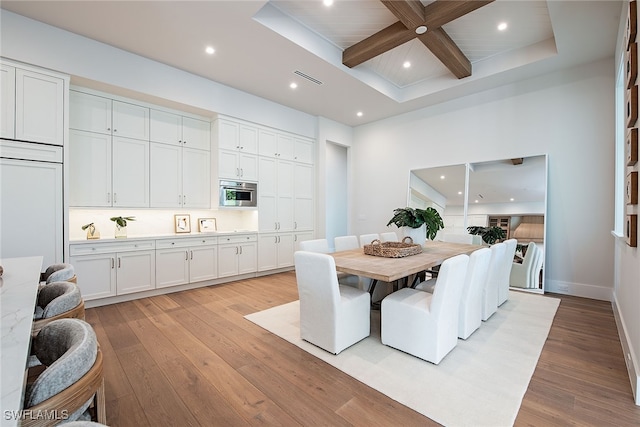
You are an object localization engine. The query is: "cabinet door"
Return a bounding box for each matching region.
[182,147,210,208]
[150,142,182,208]
[156,248,189,288]
[294,163,314,231]
[258,157,278,231]
[239,124,258,154]
[189,245,217,282]
[1,158,63,267]
[112,100,149,140]
[150,109,181,145]
[0,64,15,139]
[216,119,239,151]
[69,129,112,207]
[219,149,240,180]
[277,160,295,231]
[238,242,257,275]
[276,134,295,160]
[15,69,64,145]
[112,136,149,207]
[69,91,112,134]
[182,116,210,151]
[238,152,258,181]
[294,231,315,250]
[258,128,277,158]
[116,250,156,295]
[257,234,278,272]
[217,244,240,278]
[294,137,314,164]
[70,254,117,300]
[277,233,295,268]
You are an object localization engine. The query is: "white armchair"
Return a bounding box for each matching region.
[498,239,517,306]
[294,251,370,354]
[482,242,506,321]
[381,254,469,364]
[510,242,542,289]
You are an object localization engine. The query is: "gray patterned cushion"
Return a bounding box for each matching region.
[42,263,75,283]
[34,282,81,320]
[25,319,98,422]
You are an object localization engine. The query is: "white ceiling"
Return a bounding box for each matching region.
[0,1,622,126]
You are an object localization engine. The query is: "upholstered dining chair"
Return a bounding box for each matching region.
[498,239,518,306]
[381,254,469,364]
[334,235,359,252]
[379,232,399,242]
[510,242,541,289]
[40,263,76,284]
[24,318,106,426]
[457,248,491,339]
[482,242,506,321]
[359,233,379,247]
[298,238,330,253]
[294,251,370,354]
[32,281,85,336]
[334,235,371,290]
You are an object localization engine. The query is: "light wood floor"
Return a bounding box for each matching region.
[85,271,640,426]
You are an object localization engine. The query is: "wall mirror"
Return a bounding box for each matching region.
[409,154,548,293]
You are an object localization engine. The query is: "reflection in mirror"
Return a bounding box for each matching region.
[409,155,547,294]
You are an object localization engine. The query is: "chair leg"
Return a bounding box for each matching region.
[95,378,106,424]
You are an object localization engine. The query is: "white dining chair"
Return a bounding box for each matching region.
[381,254,469,364]
[334,235,369,290]
[482,242,506,321]
[379,232,399,242]
[498,239,517,306]
[510,242,541,289]
[334,235,360,252]
[457,247,491,339]
[359,233,380,247]
[294,251,370,354]
[298,238,330,253]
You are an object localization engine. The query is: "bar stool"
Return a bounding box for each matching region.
[32,281,85,337]
[40,263,76,284]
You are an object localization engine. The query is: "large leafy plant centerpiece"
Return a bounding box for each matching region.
[467,225,506,245]
[386,207,444,241]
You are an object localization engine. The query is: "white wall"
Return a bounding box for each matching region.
[351,58,615,301]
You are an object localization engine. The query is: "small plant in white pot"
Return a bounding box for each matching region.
[386,207,444,246]
[110,216,135,239]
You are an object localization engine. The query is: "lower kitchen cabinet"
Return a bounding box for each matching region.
[218,234,257,278]
[155,237,218,288]
[69,240,156,300]
[258,233,294,271]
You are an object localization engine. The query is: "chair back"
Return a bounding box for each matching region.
[483,242,506,319]
[359,233,379,247]
[35,281,82,320]
[334,235,359,252]
[430,254,469,319]
[379,232,398,242]
[498,239,518,305]
[458,248,491,338]
[41,263,75,284]
[530,244,544,288]
[294,251,341,319]
[298,238,330,253]
[520,242,538,269]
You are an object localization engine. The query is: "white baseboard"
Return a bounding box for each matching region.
[545,279,613,301]
[612,297,640,406]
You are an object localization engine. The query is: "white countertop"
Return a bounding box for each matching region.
[1,256,43,427]
[68,230,258,244]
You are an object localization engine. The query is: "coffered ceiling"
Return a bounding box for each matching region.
[0,1,622,126]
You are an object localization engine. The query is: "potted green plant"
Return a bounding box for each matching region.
[110,216,135,238]
[386,207,444,245]
[467,225,506,245]
[81,222,100,240]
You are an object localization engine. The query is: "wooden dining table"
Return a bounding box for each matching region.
[330,241,481,286]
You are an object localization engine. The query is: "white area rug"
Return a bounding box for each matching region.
[245,291,560,427]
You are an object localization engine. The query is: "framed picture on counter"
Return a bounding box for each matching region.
[198,218,217,232]
[174,214,191,233]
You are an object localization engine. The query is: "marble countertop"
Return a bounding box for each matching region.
[1,256,43,427]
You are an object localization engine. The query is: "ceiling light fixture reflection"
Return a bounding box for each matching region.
[458,191,462,195]
[440,175,445,179]
[497,22,508,31]
[323,0,334,6]
[403,61,411,69]
[356,111,363,117]
[289,82,298,89]
[205,46,215,55]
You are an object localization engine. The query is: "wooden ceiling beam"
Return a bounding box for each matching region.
[343,21,416,68]
[380,0,425,29]
[418,27,471,78]
[423,0,495,29]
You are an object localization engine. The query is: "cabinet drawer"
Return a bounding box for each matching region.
[156,236,218,249]
[70,239,155,255]
[0,139,62,162]
[218,234,257,244]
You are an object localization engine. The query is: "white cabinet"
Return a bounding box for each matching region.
[1,61,66,145]
[150,142,210,208]
[258,156,294,232]
[294,231,314,250]
[150,109,210,151]
[69,129,149,207]
[259,129,295,160]
[294,163,314,231]
[293,137,314,164]
[257,233,294,271]
[69,240,156,300]
[0,142,63,268]
[155,237,218,288]
[217,234,257,278]
[215,118,258,182]
[70,90,149,140]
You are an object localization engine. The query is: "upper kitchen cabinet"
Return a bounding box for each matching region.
[1,60,66,145]
[259,130,294,160]
[213,117,259,182]
[150,109,210,151]
[293,137,314,164]
[70,90,149,140]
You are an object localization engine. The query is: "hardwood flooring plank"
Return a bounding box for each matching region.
[103,394,151,427]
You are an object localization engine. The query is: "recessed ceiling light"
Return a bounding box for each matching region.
[403,61,411,69]
[415,25,427,35]
[510,198,515,201]
[323,0,334,6]
[205,46,215,55]
[497,22,508,31]
[440,175,445,180]
[458,191,462,195]
[356,111,363,117]
[290,82,298,89]
[474,200,479,203]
